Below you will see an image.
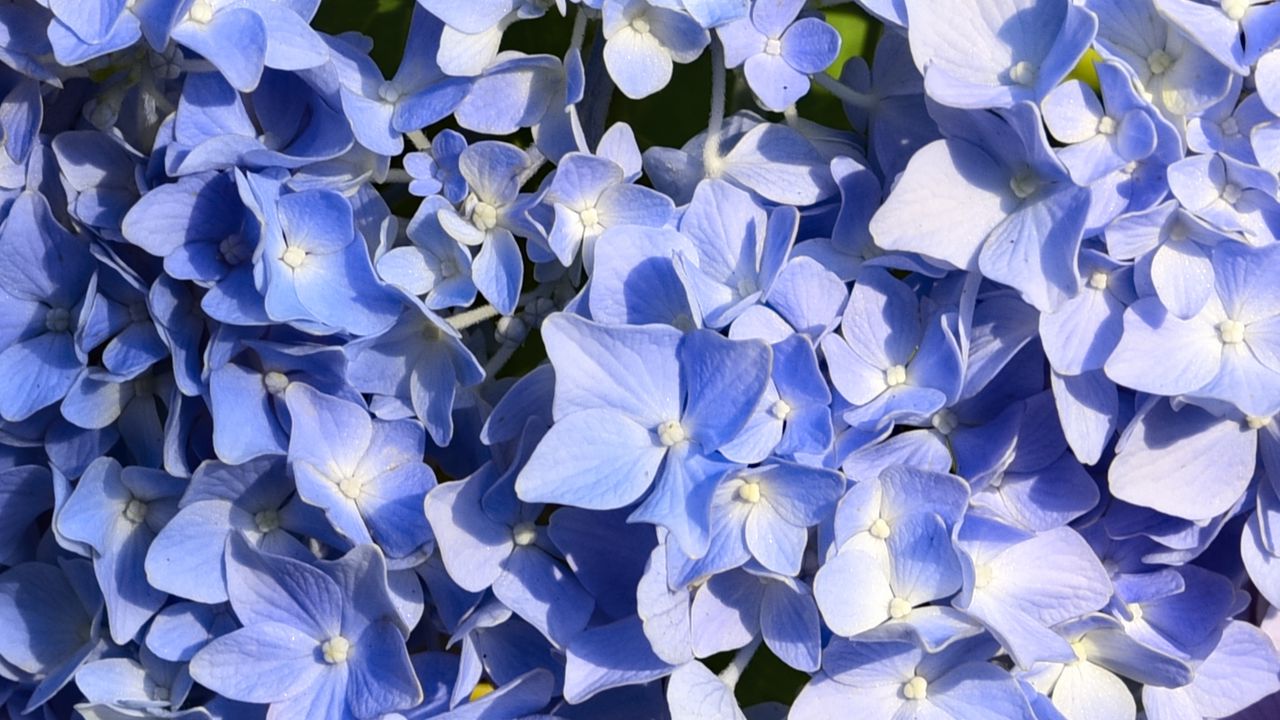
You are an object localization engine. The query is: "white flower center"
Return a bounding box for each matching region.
[219,235,249,265]
[578,206,600,230]
[281,246,307,269]
[1221,117,1241,136]
[1221,183,1243,206]
[124,498,149,524]
[630,15,651,34]
[378,81,401,103]
[732,273,760,299]
[338,475,363,499]
[1218,319,1246,344]
[903,676,928,701]
[888,596,912,619]
[884,365,907,387]
[769,399,792,420]
[1087,270,1110,290]
[262,371,290,396]
[321,636,351,664]
[869,517,891,540]
[1247,415,1272,430]
[657,420,688,447]
[45,307,70,333]
[973,563,994,589]
[188,0,215,24]
[1071,640,1088,663]
[1009,169,1040,199]
[472,201,498,231]
[512,521,538,546]
[765,38,783,56]
[1221,0,1249,21]
[1096,116,1117,135]
[737,480,762,504]
[1147,49,1174,75]
[1008,61,1038,86]
[931,410,958,435]
[1125,602,1145,622]
[438,256,459,277]
[254,509,280,533]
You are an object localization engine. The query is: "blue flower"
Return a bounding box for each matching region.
[437,141,538,315]
[255,183,403,336]
[669,461,842,583]
[816,512,962,638]
[1041,61,1163,186]
[74,646,194,717]
[57,458,185,645]
[402,130,468,202]
[792,636,1036,719]
[515,313,770,555]
[1088,0,1234,119]
[0,464,53,565]
[676,179,798,329]
[378,197,478,311]
[1155,0,1280,73]
[0,559,104,713]
[903,0,1096,109]
[425,458,594,646]
[689,568,823,672]
[1142,621,1280,718]
[542,151,674,267]
[870,103,1092,311]
[163,72,353,177]
[1106,242,1280,418]
[188,537,422,719]
[717,0,840,111]
[285,383,436,559]
[820,268,963,432]
[601,0,710,99]
[0,192,94,422]
[954,515,1113,669]
[345,302,484,447]
[145,455,312,604]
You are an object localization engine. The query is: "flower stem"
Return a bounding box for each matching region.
[485,341,520,377]
[703,37,727,176]
[568,6,589,54]
[812,72,878,109]
[382,168,414,184]
[407,130,431,151]
[717,637,761,690]
[446,304,502,330]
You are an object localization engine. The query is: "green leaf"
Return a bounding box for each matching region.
[733,645,811,707]
[1068,48,1104,92]
[824,5,881,78]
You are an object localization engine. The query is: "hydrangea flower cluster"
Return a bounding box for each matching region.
[3,0,1280,717]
